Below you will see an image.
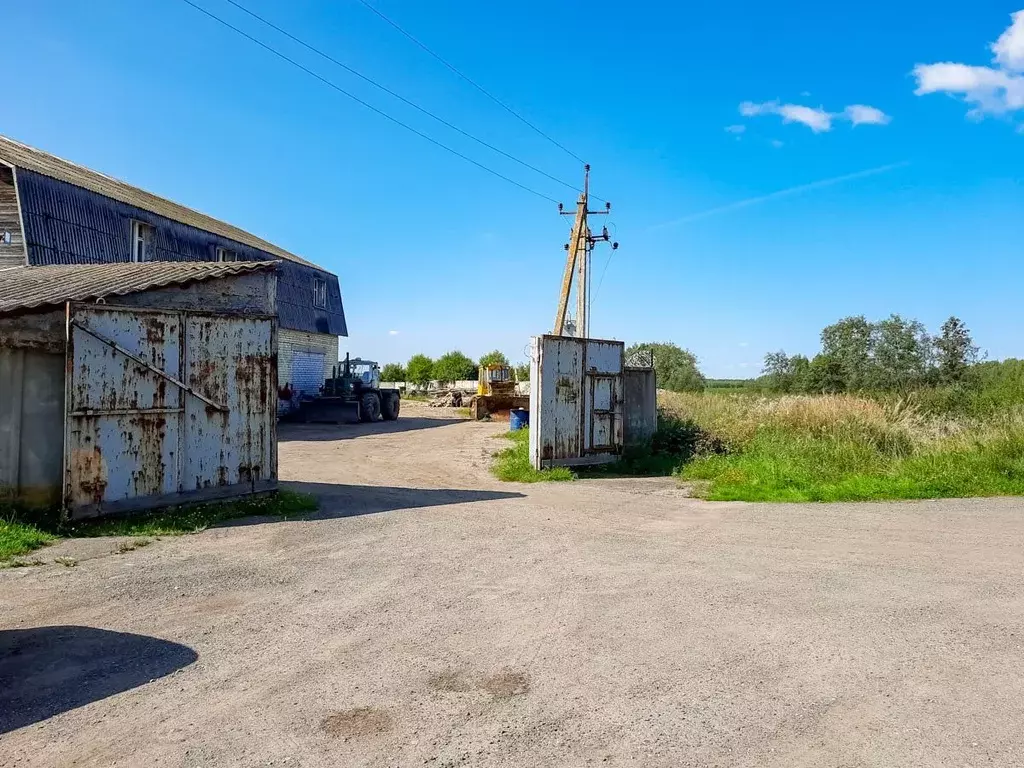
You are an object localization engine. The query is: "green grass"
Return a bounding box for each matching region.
[0,490,318,563]
[0,518,57,561]
[661,391,1024,502]
[491,429,575,483]
[680,428,1024,502]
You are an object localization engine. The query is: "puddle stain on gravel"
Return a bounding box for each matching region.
[480,669,530,698]
[429,668,530,699]
[428,670,473,693]
[321,707,393,738]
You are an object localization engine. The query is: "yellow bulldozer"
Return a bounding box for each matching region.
[469,364,528,420]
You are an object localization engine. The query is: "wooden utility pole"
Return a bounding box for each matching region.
[553,165,616,337]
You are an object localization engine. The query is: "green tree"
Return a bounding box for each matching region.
[381,363,406,382]
[626,342,706,392]
[406,354,434,389]
[479,350,510,368]
[804,353,846,393]
[515,362,530,381]
[934,316,979,383]
[433,350,477,384]
[820,315,874,391]
[761,352,810,393]
[871,314,932,391]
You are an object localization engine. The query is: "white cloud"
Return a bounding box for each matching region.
[738,341,750,347]
[770,139,785,148]
[388,330,399,335]
[740,100,890,132]
[778,104,833,132]
[914,11,1024,122]
[844,104,892,125]
[993,10,1024,72]
[725,124,746,134]
[740,100,832,131]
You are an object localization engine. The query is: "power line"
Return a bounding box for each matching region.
[354,0,587,166]
[178,0,560,203]
[220,0,585,197]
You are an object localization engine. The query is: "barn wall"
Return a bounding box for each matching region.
[14,169,346,337]
[111,270,277,315]
[278,328,336,396]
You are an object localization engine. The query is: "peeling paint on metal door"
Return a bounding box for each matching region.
[183,315,276,492]
[65,307,182,510]
[64,304,277,518]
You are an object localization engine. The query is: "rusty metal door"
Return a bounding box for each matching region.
[530,335,624,469]
[64,304,276,517]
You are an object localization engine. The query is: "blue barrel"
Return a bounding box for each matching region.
[509,408,529,431]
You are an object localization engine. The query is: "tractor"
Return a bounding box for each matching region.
[296,353,401,423]
[469,364,528,420]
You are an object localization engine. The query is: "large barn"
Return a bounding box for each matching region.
[0,134,347,400]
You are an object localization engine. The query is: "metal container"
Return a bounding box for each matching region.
[529,335,624,469]
[509,408,529,431]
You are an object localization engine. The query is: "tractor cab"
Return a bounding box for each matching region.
[348,359,381,391]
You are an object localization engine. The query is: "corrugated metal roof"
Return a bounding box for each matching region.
[0,135,322,270]
[0,261,276,313]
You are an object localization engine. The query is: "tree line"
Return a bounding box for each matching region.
[383,342,710,393]
[382,350,530,387]
[758,315,980,393]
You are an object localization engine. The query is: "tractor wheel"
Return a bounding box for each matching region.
[360,392,381,422]
[381,392,401,421]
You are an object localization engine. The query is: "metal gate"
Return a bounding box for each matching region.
[64,303,277,517]
[529,335,624,469]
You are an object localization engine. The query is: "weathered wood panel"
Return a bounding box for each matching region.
[0,165,26,267]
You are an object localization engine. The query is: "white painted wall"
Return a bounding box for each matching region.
[278,328,335,395]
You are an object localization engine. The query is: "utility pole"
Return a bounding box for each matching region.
[553,165,616,337]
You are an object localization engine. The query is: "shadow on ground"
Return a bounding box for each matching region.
[279,482,525,519]
[0,626,197,734]
[278,416,465,442]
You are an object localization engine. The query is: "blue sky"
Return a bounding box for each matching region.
[4,1,1023,377]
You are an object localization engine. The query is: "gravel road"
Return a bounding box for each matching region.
[2,402,1023,767]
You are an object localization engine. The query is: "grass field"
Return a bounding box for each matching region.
[489,392,1024,503]
[662,392,1024,502]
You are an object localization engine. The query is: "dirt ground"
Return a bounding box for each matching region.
[2,401,1024,767]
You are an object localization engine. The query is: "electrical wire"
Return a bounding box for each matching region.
[354,0,587,166]
[592,222,617,303]
[178,0,560,203]
[221,0,586,197]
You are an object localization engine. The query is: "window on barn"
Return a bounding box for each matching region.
[217,247,238,262]
[131,220,154,262]
[313,278,328,309]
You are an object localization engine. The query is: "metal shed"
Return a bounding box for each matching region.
[0,262,279,518]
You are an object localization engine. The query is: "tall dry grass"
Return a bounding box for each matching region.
[659,390,1023,458]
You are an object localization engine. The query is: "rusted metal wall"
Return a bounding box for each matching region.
[530,335,624,469]
[64,303,276,517]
